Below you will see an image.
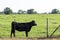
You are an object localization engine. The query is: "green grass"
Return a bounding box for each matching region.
[0,14,60,38]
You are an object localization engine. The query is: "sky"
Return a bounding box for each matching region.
[0,0,60,13]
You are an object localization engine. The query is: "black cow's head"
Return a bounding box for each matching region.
[31,20,37,26]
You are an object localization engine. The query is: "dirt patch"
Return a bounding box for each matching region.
[0,38,60,40]
[0,36,60,40]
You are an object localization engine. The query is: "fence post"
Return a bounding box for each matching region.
[46,18,49,37]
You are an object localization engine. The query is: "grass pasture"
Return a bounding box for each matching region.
[0,14,60,38]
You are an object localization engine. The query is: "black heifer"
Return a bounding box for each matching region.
[10,20,37,38]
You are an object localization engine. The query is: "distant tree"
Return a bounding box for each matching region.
[17,10,27,14]
[4,7,13,14]
[27,9,34,14]
[17,10,22,14]
[22,11,27,14]
[33,11,37,14]
[51,9,59,14]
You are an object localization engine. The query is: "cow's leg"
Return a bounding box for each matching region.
[13,32,15,37]
[10,29,15,38]
[10,30,12,38]
[25,31,28,37]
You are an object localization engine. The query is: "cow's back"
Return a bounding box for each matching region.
[15,23,32,32]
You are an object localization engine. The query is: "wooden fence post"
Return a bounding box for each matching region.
[46,18,49,37]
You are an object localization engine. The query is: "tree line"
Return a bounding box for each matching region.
[0,7,60,14]
[2,7,37,14]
